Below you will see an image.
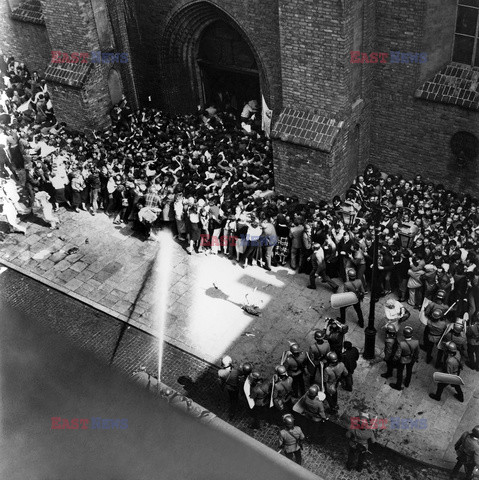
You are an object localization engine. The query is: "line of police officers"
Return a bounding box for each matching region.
[217,284,479,475]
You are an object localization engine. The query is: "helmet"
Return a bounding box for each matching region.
[436,289,446,300]
[329,321,340,330]
[290,343,301,354]
[472,425,479,439]
[403,326,413,338]
[445,341,457,354]
[453,322,464,334]
[385,324,397,336]
[308,385,319,398]
[242,362,253,376]
[358,411,370,420]
[282,414,295,428]
[314,330,325,341]
[276,365,287,377]
[251,371,262,382]
[347,268,357,279]
[327,352,338,364]
[431,309,443,320]
[221,355,232,367]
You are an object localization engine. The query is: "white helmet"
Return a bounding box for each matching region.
[221,355,232,367]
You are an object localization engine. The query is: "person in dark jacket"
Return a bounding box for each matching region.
[341,341,359,391]
[86,167,101,215]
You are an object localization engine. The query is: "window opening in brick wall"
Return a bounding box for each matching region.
[452,0,479,66]
[451,131,479,167]
[91,0,114,51]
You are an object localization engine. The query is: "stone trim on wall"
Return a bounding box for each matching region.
[10,0,45,25]
[271,108,344,153]
[45,62,92,88]
[414,62,479,111]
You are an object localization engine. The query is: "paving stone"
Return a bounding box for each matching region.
[64,278,84,291]
[69,261,89,273]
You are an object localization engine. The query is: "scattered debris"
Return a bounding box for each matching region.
[85,238,89,244]
[66,247,79,256]
[243,332,255,337]
[59,236,66,241]
[213,283,219,289]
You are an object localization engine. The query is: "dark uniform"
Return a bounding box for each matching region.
[466,323,479,371]
[217,365,241,418]
[341,344,359,391]
[451,430,479,479]
[324,362,348,412]
[283,352,307,397]
[304,395,327,423]
[340,279,365,327]
[391,336,419,389]
[437,330,467,369]
[279,425,305,465]
[249,380,271,429]
[382,335,399,378]
[346,423,376,471]
[272,375,293,413]
[307,339,330,385]
[326,326,347,357]
[425,317,447,364]
[431,352,464,402]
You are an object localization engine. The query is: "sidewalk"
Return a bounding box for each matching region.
[1,208,478,469]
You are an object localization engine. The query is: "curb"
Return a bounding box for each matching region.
[0,258,455,474]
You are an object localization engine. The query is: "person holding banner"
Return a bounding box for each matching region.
[429,341,464,403]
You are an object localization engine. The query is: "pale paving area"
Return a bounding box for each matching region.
[0,208,478,469]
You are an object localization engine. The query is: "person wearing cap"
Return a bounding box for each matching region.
[430,341,464,402]
[278,414,305,465]
[217,355,243,420]
[346,411,376,472]
[451,426,479,479]
[307,330,330,386]
[390,326,419,390]
[339,268,365,327]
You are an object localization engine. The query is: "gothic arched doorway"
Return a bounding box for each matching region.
[196,21,260,113]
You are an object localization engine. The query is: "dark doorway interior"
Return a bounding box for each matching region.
[197,21,260,116]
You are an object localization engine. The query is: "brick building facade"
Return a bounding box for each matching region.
[1,0,478,198]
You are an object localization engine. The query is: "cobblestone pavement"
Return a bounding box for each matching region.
[0,268,453,480]
[0,208,478,468]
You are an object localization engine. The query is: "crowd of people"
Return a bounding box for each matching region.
[2,55,479,476]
